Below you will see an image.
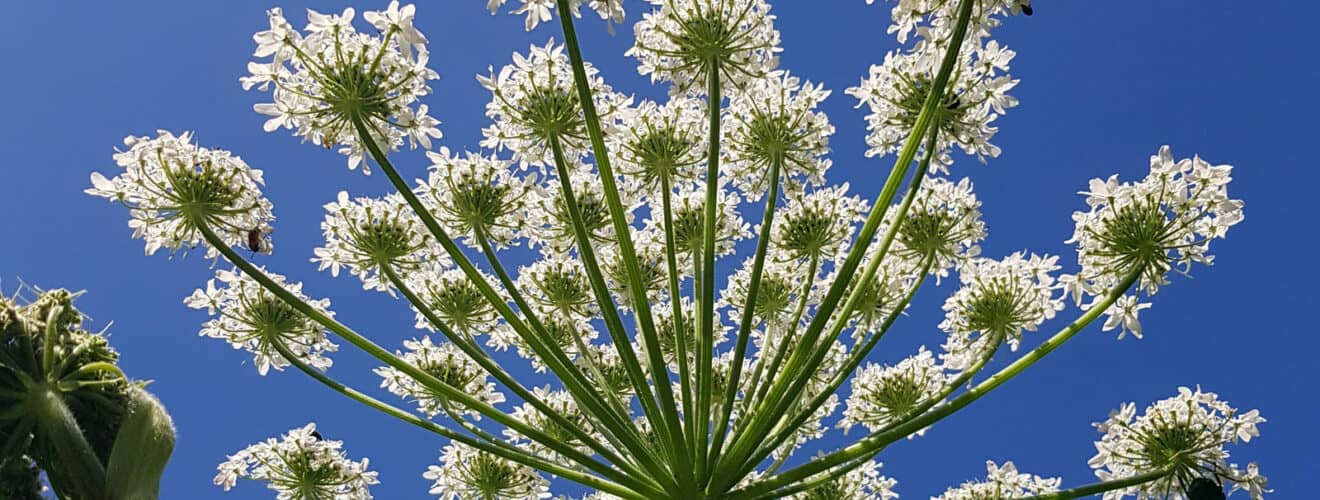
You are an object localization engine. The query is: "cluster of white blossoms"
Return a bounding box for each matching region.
[1089,387,1269,499]
[87,131,274,258]
[242,4,441,173]
[185,268,338,376]
[375,336,505,419]
[480,40,630,169]
[486,0,626,32]
[933,460,1061,500]
[725,71,834,199]
[313,191,441,292]
[939,252,1064,369]
[214,423,378,499]
[628,0,781,92]
[791,459,899,500]
[85,0,1265,498]
[841,347,950,435]
[425,441,550,499]
[1064,145,1245,339]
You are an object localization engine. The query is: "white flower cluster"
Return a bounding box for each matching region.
[375,336,505,419]
[939,252,1063,369]
[185,268,338,376]
[242,4,441,172]
[425,441,550,499]
[1089,387,1269,500]
[487,0,625,31]
[480,40,630,169]
[933,460,1060,500]
[503,387,600,463]
[610,97,709,192]
[420,147,540,250]
[893,176,986,281]
[214,423,378,499]
[313,191,442,292]
[1065,146,1245,339]
[847,39,1018,169]
[629,0,781,93]
[866,0,1033,44]
[87,131,274,258]
[725,71,834,200]
[790,459,899,500]
[841,347,950,435]
[774,184,869,262]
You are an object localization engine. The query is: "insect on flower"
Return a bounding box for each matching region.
[1022,3,1034,16]
[1186,477,1226,500]
[246,227,271,255]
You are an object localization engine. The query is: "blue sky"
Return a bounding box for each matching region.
[1,1,1316,498]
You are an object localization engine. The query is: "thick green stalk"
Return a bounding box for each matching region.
[1022,465,1176,500]
[380,263,658,485]
[711,1,977,487]
[733,266,1145,497]
[267,340,657,499]
[708,156,782,471]
[695,57,723,482]
[553,3,693,482]
[661,177,695,434]
[194,222,622,484]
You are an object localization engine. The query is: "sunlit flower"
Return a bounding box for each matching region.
[375,336,504,418]
[892,176,986,279]
[487,0,626,31]
[242,6,441,172]
[774,184,869,262]
[185,268,337,376]
[791,459,898,500]
[628,0,781,93]
[313,191,440,292]
[214,423,377,499]
[939,252,1063,371]
[841,347,949,435]
[424,441,550,499]
[87,131,274,258]
[934,460,1060,500]
[726,71,833,199]
[420,147,539,250]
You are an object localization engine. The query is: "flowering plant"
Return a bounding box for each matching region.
[86,0,1267,498]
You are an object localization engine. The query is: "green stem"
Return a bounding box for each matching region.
[734,266,1144,497]
[194,222,620,484]
[267,339,657,499]
[554,3,693,484]
[695,57,723,483]
[41,306,61,377]
[1022,465,1177,500]
[661,177,695,436]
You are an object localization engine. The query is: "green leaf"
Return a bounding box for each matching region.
[105,385,175,500]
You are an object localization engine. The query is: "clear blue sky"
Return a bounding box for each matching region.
[1,1,1314,498]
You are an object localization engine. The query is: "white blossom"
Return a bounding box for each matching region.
[214,423,377,499]
[425,441,550,499]
[934,460,1060,500]
[374,336,504,418]
[628,0,781,93]
[313,191,440,292]
[939,252,1063,367]
[725,71,834,200]
[842,347,950,435]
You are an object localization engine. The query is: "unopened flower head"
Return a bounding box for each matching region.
[214,423,378,499]
[407,264,502,336]
[480,40,629,169]
[1089,387,1268,500]
[893,176,986,277]
[425,441,550,499]
[313,191,439,292]
[647,181,751,257]
[726,71,834,199]
[185,268,338,376]
[774,184,869,261]
[940,252,1062,370]
[1066,146,1244,338]
[842,347,950,435]
[518,257,597,317]
[611,97,708,191]
[242,6,441,173]
[847,39,1018,169]
[934,460,1061,500]
[375,336,504,418]
[487,0,626,31]
[421,148,537,249]
[629,0,781,93]
[87,131,274,258]
[792,459,898,500]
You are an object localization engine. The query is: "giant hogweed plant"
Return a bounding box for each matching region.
[85,0,1268,498]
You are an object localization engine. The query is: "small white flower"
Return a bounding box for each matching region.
[424,441,550,499]
[939,252,1063,370]
[628,0,781,93]
[774,184,869,262]
[87,131,274,258]
[419,147,538,250]
[790,459,898,500]
[375,336,504,419]
[214,423,377,499]
[312,191,441,293]
[725,71,834,200]
[503,386,599,463]
[185,268,337,376]
[842,348,950,435]
[892,176,986,280]
[488,0,626,31]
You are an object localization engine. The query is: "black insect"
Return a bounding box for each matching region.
[310,430,324,441]
[246,228,266,254]
[1186,477,1226,500]
[1021,3,1034,16]
[946,97,962,111]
